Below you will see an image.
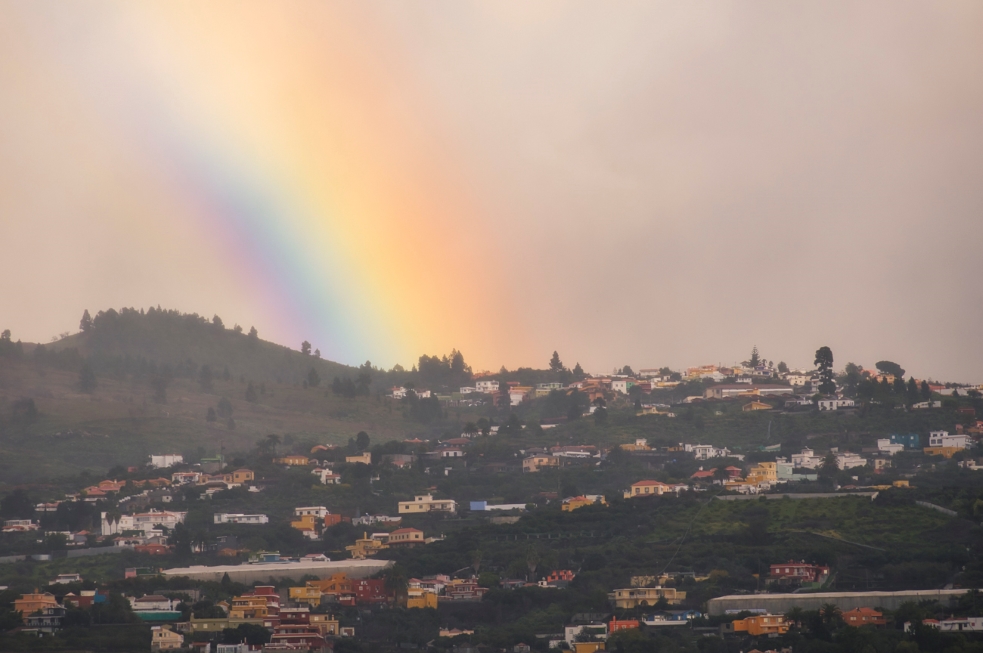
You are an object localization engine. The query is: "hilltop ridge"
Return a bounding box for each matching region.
[46,307,356,385]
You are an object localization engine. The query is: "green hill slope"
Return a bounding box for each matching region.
[0,308,427,483]
[48,307,356,385]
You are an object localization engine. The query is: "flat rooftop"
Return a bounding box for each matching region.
[162,558,392,583]
[707,589,969,615]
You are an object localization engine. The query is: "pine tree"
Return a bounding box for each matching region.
[301,341,312,356]
[906,377,919,405]
[79,362,97,393]
[245,382,259,403]
[549,351,564,374]
[749,345,760,368]
[814,346,836,395]
[217,397,233,419]
[79,310,92,333]
[198,365,213,392]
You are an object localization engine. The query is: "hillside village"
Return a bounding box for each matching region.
[3,321,983,652]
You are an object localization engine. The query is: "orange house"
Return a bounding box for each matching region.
[14,590,59,622]
[731,614,789,636]
[308,574,352,597]
[842,607,886,627]
[609,619,640,633]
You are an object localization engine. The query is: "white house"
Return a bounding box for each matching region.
[786,374,811,387]
[475,380,499,393]
[312,468,341,484]
[294,506,329,519]
[565,623,608,647]
[397,494,457,515]
[352,514,402,526]
[130,595,175,612]
[510,389,530,406]
[101,510,186,536]
[835,452,868,470]
[928,431,970,449]
[687,444,731,461]
[876,439,905,455]
[791,448,823,469]
[704,384,794,400]
[459,387,477,394]
[818,398,855,411]
[213,513,269,525]
[611,379,636,395]
[149,454,183,469]
[439,448,464,458]
[170,472,201,485]
[51,573,83,585]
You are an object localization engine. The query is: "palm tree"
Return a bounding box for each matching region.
[786,607,805,628]
[820,603,842,627]
[383,564,408,607]
[470,550,482,577]
[525,549,540,582]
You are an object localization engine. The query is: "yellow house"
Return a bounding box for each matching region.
[346,532,388,559]
[924,447,960,458]
[229,596,269,620]
[573,643,606,653]
[308,574,352,596]
[746,462,777,484]
[288,585,323,607]
[291,514,317,534]
[275,455,310,466]
[406,588,438,609]
[624,480,671,498]
[230,469,254,484]
[562,495,607,512]
[608,586,685,609]
[345,452,372,465]
[742,400,772,412]
[522,455,560,473]
[151,625,184,650]
[311,613,340,636]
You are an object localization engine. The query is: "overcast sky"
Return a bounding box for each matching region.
[1,2,982,381]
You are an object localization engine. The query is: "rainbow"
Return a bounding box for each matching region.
[5,3,502,367]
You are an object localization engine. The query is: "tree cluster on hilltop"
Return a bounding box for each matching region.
[41,307,356,387]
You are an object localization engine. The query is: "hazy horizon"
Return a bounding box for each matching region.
[2,2,982,382]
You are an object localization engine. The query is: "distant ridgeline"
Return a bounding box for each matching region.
[31,307,357,385]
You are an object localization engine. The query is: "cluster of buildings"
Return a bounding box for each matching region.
[285,572,489,611]
[345,527,430,559]
[5,580,366,648]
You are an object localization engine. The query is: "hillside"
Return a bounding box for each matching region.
[48,307,356,385]
[0,308,441,483]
